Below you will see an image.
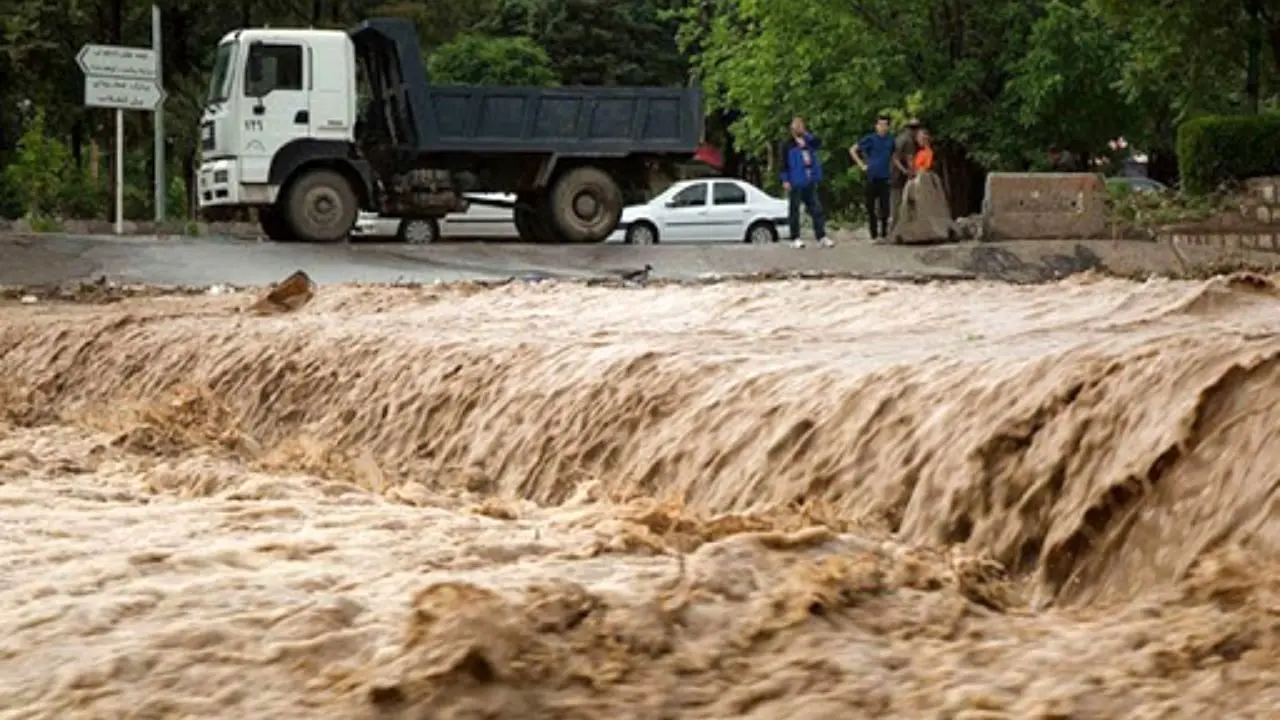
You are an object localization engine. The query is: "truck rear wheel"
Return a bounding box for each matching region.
[549,166,622,243]
[514,194,557,243]
[283,169,357,243]
[258,207,296,242]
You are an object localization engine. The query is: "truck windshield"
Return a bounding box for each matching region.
[206,41,236,104]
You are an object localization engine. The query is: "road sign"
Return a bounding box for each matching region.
[77,44,157,80]
[84,77,166,111]
[77,27,168,236]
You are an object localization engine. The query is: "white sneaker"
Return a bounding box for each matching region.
[818,237,835,248]
[791,238,806,248]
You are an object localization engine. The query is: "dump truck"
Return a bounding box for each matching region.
[195,18,705,244]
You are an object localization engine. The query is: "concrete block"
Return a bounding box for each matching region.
[1246,176,1279,203]
[982,172,1108,240]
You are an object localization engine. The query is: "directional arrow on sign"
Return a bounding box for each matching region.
[84,77,166,111]
[77,44,157,80]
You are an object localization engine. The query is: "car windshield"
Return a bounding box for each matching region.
[206,41,236,104]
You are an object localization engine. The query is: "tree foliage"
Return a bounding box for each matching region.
[486,0,685,85]
[428,34,557,86]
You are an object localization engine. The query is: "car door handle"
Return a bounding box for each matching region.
[294,110,309,124]
[252,105,265,116]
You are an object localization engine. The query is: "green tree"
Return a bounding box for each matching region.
[679,0,1138,213]
[1095,0,1274,115]
[427,34,558,86]
[1003,1,1132,162]
[4,110,73,218]
[487,0,686,86]
[369,0,500,51]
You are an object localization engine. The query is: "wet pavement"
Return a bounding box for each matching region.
[1,233,1278,288]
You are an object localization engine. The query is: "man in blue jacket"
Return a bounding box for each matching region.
[779,116,832,248]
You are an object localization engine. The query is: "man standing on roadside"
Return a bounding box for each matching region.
[779,116,833,248]
[890,118,920,232]
[850,115,896,240]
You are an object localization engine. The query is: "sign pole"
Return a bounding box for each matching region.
[152,5,165,221]
[115,108,124,235]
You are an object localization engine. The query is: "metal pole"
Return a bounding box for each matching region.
[115,108,124,235]
[152,5,165,221]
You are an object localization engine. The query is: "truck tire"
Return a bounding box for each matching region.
[258,207,296,242]
[549,166,623,243]
[283,168,358,243]
[514,194,557,243]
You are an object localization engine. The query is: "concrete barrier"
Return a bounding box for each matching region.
[982,172,1108,240]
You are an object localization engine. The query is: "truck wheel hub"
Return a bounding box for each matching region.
[572,192,599,220]
[306,188,340,224]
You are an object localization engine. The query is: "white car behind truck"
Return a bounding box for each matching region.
[352,179,788,244]
[195,18,704,244]
[352,193,516,242]
[609,178,788,244]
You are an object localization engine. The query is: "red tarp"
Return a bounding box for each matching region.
[693,143,724,169]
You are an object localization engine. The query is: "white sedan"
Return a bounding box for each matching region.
[352,193,517,243]
[352,179,789,244]
[609,178,789,244]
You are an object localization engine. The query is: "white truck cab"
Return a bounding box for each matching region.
[197,28,361,238]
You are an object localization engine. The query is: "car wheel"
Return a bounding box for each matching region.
[745,221,779,244]
[398,217,440,244]
[625,221,658,245]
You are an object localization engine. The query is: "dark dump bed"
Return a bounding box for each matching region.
[349,18,703,157]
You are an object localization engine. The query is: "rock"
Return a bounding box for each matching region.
[247,270,315,315]
[894,173,955,244]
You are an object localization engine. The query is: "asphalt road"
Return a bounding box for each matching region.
[1,233,1277,289]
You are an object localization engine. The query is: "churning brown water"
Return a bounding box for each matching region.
[1,274,1278,718]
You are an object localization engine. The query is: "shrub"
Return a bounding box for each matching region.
[1177,113,1280,195]
[3,110,73,218]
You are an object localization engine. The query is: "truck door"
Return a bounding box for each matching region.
[240,39,311,185]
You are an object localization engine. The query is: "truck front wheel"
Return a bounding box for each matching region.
[549,167,623,243]
[283,169,358,243]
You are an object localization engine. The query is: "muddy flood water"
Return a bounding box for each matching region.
[1,274,1278,719]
